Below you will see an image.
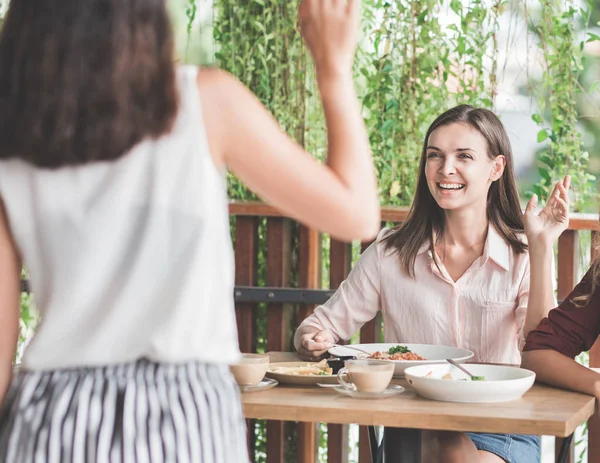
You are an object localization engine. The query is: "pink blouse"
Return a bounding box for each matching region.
[297,227,552,364]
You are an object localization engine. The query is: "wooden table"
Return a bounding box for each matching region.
[241,352,596,462]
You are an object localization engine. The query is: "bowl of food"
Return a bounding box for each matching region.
[404,364,536,403]
[328,343,474,377]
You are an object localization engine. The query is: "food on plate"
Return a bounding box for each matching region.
[424,371,485,381]
[368,345,426,361]
[269,359,333,376]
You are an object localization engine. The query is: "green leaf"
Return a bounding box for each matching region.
[381,120,394,134]
[537,130,548,143]
[531,114,543,125]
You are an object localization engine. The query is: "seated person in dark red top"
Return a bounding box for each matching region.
[522,265,600,400]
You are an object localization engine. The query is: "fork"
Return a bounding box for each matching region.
[306,339,371,356]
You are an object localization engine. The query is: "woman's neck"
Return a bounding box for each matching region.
[442,208,489,250]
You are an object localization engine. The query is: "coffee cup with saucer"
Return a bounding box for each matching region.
[335,359,404,399]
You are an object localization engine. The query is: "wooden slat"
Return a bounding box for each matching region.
[297,225,321,322]
[297,422,317,463]
[557,230,579,301]
[266,217,292,352]
[297,224,321,463]
[588,231,600,463]
[266,218,292,463]
[233,217,259,458]
[556,230,579,463]
[328,238,352,463]
[229,202,600,231]
[234,217,259,353]
[358,238,380,462]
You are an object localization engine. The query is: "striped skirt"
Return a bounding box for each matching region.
[0,359,249,463]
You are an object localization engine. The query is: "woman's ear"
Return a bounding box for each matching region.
[491,155,506,181]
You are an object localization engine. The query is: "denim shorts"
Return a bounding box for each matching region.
[467,432,540,463]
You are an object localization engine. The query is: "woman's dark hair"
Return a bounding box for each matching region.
[0,0,179,168]
[384,104,527,277]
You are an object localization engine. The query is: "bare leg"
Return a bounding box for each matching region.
[421,431,506,463]
[478,450,506,463]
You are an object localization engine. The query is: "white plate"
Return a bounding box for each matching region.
[328,343,474,377]
[404,364,535,403]
[239,378,279,392]
[266,362,338,386]
[333,384,405,399]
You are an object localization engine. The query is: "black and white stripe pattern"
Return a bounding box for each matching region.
[0,360,249,463]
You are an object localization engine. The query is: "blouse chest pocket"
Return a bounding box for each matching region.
[481,301,517,363]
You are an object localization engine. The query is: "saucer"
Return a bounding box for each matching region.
[239,378,278,392]
[333,384,405,399]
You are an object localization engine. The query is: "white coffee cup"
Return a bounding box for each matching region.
[230,353,269,386]
[337,359,394,393]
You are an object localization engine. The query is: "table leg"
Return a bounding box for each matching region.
[382,427,421,463]
[556,434,574,463]
[368,426,381,463]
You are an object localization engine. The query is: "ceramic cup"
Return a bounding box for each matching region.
[337,359,394,393]
[230,353,270,386]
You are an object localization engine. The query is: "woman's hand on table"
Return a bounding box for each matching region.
[297,328,336,361]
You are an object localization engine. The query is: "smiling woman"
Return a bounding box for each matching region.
[295,105,571,462]
[385,105,526,278]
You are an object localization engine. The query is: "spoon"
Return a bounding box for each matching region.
[306,339,371,356]
[446,359,485,381]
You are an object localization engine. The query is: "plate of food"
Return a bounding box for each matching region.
[328,343,474,377]
[404,364,536,403]
[266,359,339,386]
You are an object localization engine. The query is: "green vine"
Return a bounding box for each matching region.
[184,0,197,62]
[529,0,596,211]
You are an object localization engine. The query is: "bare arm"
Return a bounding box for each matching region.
[522,176,570,338]
[521,349,600,398]
[0,200,20,406]
[521,264,600,397]
[199,0,380,242]
[522,244,555,338]
[293,234,383,359]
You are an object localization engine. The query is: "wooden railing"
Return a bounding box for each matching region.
[229,201,600,463]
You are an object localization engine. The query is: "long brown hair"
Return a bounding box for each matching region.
[384,105,526,277]
[0,0,179,168]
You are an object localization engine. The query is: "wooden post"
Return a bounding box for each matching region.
[234,217,259,354]
[234,216,259,459]
[556,230,579,463]
[588,231,600,463]
[266,218,292,463]
[358,238,381,463]
[297,225,321,463]
[327,238,352,463]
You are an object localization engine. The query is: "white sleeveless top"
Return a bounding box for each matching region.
[0,66,240,370]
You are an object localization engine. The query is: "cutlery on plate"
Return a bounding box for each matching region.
[306,339,371,356]
[446,359,485,381]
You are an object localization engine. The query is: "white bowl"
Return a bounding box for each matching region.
[328,343,474,377]
[404,364,536,403]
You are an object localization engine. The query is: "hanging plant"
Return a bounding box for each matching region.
[528,0,596,211]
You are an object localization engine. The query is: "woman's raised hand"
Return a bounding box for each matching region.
[298,0,360,78]
[523,175,570,247]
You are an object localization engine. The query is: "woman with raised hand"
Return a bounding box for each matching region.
[295,105,570,463]
[0,0,378,461]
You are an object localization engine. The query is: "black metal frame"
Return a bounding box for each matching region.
[21,280,335,305]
